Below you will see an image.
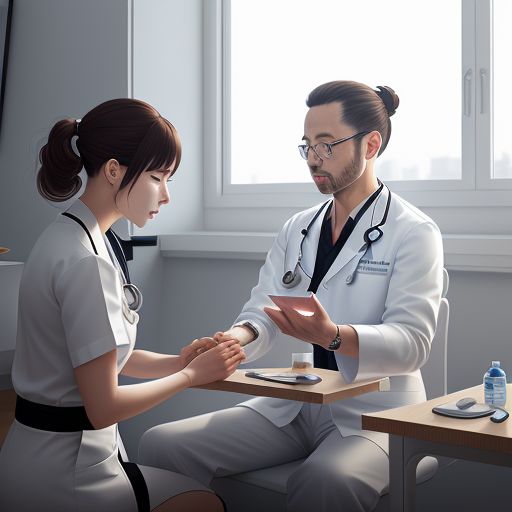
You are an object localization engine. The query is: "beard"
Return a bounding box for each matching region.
[311,152,365,195]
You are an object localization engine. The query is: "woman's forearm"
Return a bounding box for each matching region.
[77,343,243,429]
[99,371,192,428]
[76,349,191,428]
[120,349,182,379]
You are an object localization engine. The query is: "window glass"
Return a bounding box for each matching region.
[493,0,512,179]
[230,0,461,184]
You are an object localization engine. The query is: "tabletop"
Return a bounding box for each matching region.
[194,367,390,404]
[362,384,512,454]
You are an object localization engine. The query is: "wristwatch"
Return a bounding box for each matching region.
[327,324,342,351]
[233,321,259,340]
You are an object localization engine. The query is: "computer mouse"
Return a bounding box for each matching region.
[456,397,477,410]
[490,408,509,423]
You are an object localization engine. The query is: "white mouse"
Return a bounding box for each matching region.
[456,397,477,410]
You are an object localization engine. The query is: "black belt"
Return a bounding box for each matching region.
[15,395,150,512]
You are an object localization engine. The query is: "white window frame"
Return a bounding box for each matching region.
[203,0,512,233]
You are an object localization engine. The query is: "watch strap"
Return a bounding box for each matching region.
[233,321,259,340]
[327,324,342,351]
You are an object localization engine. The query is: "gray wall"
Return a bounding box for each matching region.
[0,0,131,261]
[132,0,204,235]
[1,2,512,510]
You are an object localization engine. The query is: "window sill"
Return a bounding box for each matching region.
[160,232,274,261]
[160,233,512,273]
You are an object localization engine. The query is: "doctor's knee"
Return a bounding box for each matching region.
[138,424,182,466]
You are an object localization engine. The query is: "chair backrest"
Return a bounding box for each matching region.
[420,268,449,399]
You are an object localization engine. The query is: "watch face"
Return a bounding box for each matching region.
[328,338,341,351]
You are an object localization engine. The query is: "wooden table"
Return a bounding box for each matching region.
[362,384,512,511]
[195,367,390,404]
[0,370,389,447]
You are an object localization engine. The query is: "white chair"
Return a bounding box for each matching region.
[211,269,451,512]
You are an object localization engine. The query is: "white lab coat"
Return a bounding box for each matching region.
[234,186,444,451]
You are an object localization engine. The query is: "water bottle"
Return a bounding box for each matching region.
[483,361,507,407]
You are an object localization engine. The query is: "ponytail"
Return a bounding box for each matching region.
[375,86,399,118]
[37,119,83,202]
[37,99,181,202]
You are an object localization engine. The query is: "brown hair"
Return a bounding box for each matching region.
[37,98,181,202]
[306,81,399,157]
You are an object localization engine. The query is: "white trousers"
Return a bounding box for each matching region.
[138,404,389,512]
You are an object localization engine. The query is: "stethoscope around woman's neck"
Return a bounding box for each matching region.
[281,182,392,289]
[61,212,143,311]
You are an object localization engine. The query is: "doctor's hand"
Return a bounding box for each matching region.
[264,294,338,350]
[213,326,255,347]
[178,337,219,369]
[181,340,246,386]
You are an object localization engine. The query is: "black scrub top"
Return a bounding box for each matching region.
[309,187,382,370]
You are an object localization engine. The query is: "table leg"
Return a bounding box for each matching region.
[389,435,421,512]
[389,434,406,511]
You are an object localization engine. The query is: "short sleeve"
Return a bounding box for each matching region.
[54,255,128,368]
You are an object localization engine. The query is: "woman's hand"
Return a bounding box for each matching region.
[181,340,246,387]
[179,337,219,369]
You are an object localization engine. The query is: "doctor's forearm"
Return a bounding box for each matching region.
[337,325,359,358]
[233,325,257,346]
[216,325,256,347]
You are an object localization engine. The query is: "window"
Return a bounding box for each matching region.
[493,0,512,179]
[203,0,512,218]
[229,0,461,185]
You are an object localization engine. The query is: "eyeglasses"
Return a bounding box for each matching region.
[298,131,369,160]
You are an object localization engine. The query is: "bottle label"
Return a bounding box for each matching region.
[484,376,507,406]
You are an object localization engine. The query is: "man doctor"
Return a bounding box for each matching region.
[139,80,444,512]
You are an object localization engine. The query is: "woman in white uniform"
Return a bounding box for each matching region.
[0,99,244,511]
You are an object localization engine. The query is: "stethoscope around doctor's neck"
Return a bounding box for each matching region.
[61,212,143,312]
[282,182,392,289]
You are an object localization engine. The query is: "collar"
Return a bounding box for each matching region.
[321,184,391,284]
[62,199,112,262]
[344,183,389,238]
[349,187,380,220]
[329,181,384,221]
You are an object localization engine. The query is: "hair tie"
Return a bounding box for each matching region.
[75,118,81,136]
[375,86,396,117]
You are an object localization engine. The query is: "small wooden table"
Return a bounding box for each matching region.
[0,371,390,447]
[195,368,390,404]
[362,384,512,511]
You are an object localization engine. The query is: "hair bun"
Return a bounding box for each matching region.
[376,85,399,117]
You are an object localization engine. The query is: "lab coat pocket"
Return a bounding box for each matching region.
[74,425,136,511]
[75,425,117,472]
